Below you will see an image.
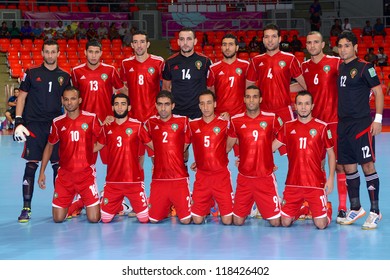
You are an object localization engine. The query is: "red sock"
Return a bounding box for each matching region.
[337,173,347,211]
[67,198,84,216]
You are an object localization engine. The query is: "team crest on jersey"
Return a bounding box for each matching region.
[236,68,243,75]
[350,68,358,79]
[279,60,286,68]
[195,60,202,70]
[260,121,267,129]
[327,129,332,139]
[58,76,64,86]
[368,67,377,78]
[171,123,179,131]
[213,126,221,135]
[81,123,89,131]
[309,128,317,137]
[101,73,108,81]
[148,67,155,75]
[126,128,133,135]
[103,198,109,205]
[323,65,330,73]
[53,192,58,199]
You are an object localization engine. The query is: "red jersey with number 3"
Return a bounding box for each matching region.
[144,115,190,180]
[276,118,333,188]
[247,51,302,111]
[49,111,101,171]
[228,111,283,177]
[207,59,249,116]
[98,118,149,183]
[121,55,164,122]
[301,55,341,123]
[71,63,124,122]
[189,115,229,172]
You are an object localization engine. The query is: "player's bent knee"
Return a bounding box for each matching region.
[221,215,233,225]
[233,216,245,226]
[192,215,205,224]
[180,217,191,224]
[281,217,293,227]
[268,217,281,227]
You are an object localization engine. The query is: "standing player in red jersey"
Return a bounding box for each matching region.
[144,90,192,224]
[189,90,234,225]
[291,31,347,222]
[273,91,335,229]
[37,86,101,223]
[71,39,127,124]
[121,30,164,123]
[227,85,283,226]
[207,34,249,117]
[246,24,306,124]
[94,93,150,223]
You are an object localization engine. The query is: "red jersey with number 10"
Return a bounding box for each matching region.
[228,111,283,177]
[189,115,229,172]
[144,115,190,180]
[48,111,101,171]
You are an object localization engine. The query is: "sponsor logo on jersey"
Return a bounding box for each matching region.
[58,76,64,86]
[290,129,296,134]
[309,128,317,137]
[305,68,309,73]
[171,123,178,131]
[154,125,159,130]
[277,117,283,126]
[259,62,264,67]
[126,128,133,135]
[107,130,113,134]
[213,126,221,134]
[327,129,332,139]
[279,60,286,68]
[61,126,66,131]
[259,121,267,129]
[218,71,225,76]
[36,77,42,82]
[81,123,89,131]
[195,60,202,70]
[129,67,134,72]
[195,129,201,133]
[323,65,330,73]
[101,73,108,81]
[368,67,377,78]
[350,68,358,79]
[236,68,242,75]
[173,65,179,70]
[240,124,247,129]
[80,75,86,79]
[148,67,155,75]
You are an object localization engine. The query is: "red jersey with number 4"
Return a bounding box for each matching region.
[276,118,333,188]
[71,63,124,122]
[207,59,249,116]
[98,118,149,183]
[301,55,341,123]
[189,115,230,172]
[144,115,190,180]
[121,55,164,122]
[228,111,283,177]
[49,111,101,171]
[247,51,302,111]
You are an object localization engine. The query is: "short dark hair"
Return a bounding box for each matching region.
[112,93,130,106]
[156,90,174,103]
[222,33,238,45]
[307,31,324,42]
[199,89,216,102]
[86,39,102,50]
[42,39,59,51]
[246,85,262,97]
[179,27,195,38]
[132,30,149,42]
[295,90,313,103]
[263,23,280,37]
[337,30,358,46]
[63,85,80,98]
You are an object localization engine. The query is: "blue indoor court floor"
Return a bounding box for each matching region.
[0,132,389,263]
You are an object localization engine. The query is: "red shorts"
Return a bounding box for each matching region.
[233,173,281,219]
[148,178,191,221]
[191,168,233,217]
[281,186,328,219]
[101,182,148,215]
[53,166,100,209]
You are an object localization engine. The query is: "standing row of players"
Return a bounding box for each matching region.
[13,24,384,229]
